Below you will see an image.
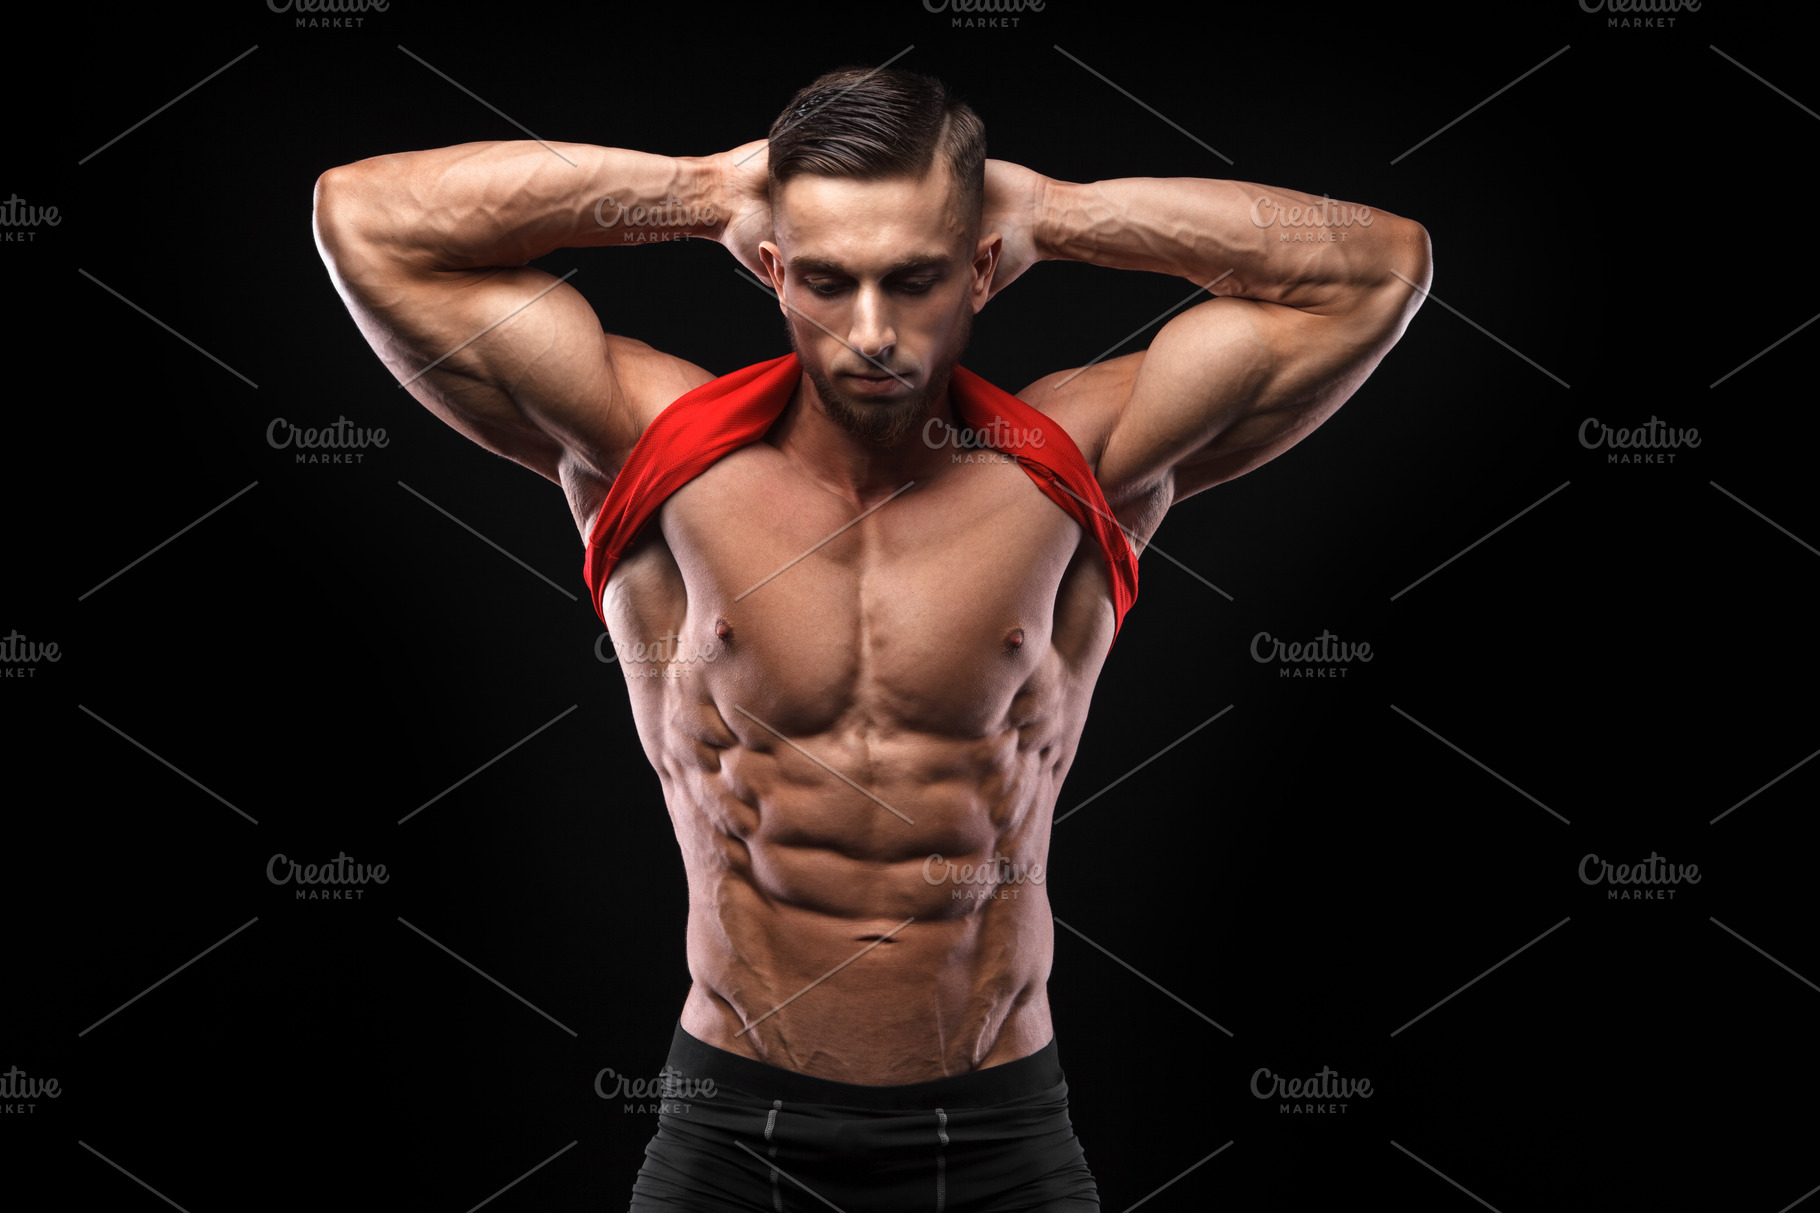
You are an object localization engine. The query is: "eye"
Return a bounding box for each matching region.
[804,280,845,297]
[897,279,937,294]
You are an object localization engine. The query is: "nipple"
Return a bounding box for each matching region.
[715,618,733,643]
[1004,627,1024,652]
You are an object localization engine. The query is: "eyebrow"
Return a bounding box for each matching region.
[787,254,952,278]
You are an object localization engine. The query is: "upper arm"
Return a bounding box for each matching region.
[312,165,711,503]
[1049,217,1431,514]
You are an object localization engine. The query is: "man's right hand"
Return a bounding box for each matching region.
[712,140,772,281]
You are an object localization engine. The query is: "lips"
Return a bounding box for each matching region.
[842,370,910,394]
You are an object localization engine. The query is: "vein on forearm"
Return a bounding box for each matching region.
[333,141,717,273]
[1039,176,1409,312]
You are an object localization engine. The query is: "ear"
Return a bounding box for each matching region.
[759,240,786,312]
[970,231,1002,314]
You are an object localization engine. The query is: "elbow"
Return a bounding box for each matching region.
[1393,217,1433,295]
[312,161,397,281]
[311,164,359,269]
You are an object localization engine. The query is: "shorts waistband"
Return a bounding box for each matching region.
[662,1021,1066,1111]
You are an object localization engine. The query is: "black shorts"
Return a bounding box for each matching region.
[626,1022,1100,1212]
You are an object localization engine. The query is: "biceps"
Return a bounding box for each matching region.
[1101,291,1404,503]
[337,262,629,481]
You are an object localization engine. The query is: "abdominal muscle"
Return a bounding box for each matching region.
[670,730,1070,1085]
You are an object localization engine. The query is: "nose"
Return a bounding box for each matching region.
[846,284,897,366]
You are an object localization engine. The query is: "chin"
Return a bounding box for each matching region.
[792,312,973,448]
[806,360,956,448]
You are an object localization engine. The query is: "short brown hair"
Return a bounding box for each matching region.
[767,66,987,232]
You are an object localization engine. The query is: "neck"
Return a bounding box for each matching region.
[768,365,962,503]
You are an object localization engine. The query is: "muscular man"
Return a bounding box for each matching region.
[314,67,1429,1211]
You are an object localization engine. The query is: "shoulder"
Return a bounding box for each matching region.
[1012,352,1143,481]
[559,334,719,538]
[603,333,719,434]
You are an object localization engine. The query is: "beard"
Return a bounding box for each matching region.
[791,307,973,448]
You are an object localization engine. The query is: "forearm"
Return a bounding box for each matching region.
[1036,175,1425,311]
[314,140,722,275]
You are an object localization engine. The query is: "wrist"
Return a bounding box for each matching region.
[1031,175,1070,262]
[686,154,728,235]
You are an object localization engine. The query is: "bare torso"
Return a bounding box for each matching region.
[589,374,1127,1084]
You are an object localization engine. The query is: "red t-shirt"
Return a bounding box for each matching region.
[583,354,1139,645]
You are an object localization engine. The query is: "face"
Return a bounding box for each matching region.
[759,162,998,447]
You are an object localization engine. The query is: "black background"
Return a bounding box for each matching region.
[7,0,1817,1208]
